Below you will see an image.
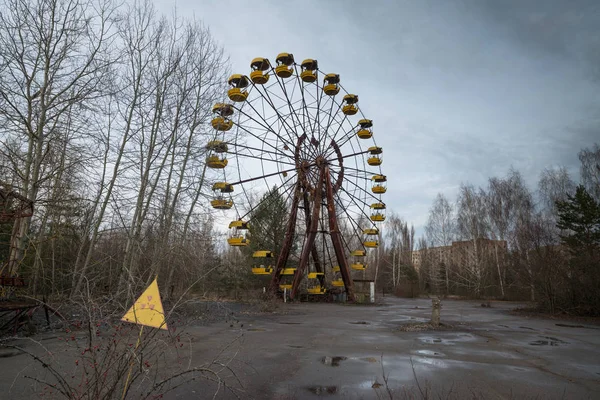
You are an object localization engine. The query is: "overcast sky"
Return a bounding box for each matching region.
[159,0,600,235]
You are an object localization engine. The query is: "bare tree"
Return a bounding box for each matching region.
[455,184,489,296]
[0,0,117,276]
[425,193,455,293]
[578,143,600,201]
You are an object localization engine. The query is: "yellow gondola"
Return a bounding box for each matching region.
[363,228,379,235]
[368,146,382,154]
[280,268,296,275]
[300,59,318,82]
[323,73,340,95]
[307,272,324,279]
[252,266,273,275]
[371,213,385,222]
[279,284,292,290]
[351,250,366,257]
[206,140,228,153]
[371,202,386,210]
[342,94,358,115]
[228,220,249,229]
[212,182,234,193]
[332,279,344,287]
[227,236,249,246]
[332,266,340,272]
[371,174,387,193]
[351,263,366,271]
[211,198,233,210]
[307,286,326,294]
[368,156,382,166]
[206,155,228,169]
[372,184,386,194]
[275,52,295,78]
[250,57,270,84]
[357,119,373,139]
[363,240,379,248]
[253,250,274,258]
[227,74,249,102]
[211,117,233,131]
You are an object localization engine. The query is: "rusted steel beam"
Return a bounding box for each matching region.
[303,192,324,287]
[269,180,301,291]
[324,167,355,301]
[291,168,324,299]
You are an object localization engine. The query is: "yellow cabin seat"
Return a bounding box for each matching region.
[252,266,273,275]
[342,94,359,115]
[332,279,344,287]
[363,240,379,248]
[206,155,227,169]
[371,213,385,222]
[250,70,269,84]
[323,73,340,96]
[307,272,324,279]
[332,266,340,272]
[368,156,382,166]
[227,74,249,102]
[351,263,366,271]
[279,284,292,290]
[211,198,233,210]
[351,250,366,257]
[228,88,248,102]
[307,286,326,294]
[227,237,249,246]
[275,53,295,78]
[357,129,372,139]
[372,184,387,194]
[280,268,296,275]
[211,117,233,131]
[300,58,318,82]
[253,250,274,258]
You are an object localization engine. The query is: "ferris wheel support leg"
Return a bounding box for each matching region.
[324,168,356,302]
[269,182,301,293]
[290,169,325,300]
[303,193,325,287]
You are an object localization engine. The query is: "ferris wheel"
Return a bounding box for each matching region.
[205,53,387,301]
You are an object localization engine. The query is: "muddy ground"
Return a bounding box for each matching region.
[1,296,599,399]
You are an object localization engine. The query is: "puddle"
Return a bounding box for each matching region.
[415,350,445,357]
[246,328,266,332]
[321,356,347,366]
[519,326,536,331]
[555,323,584,328]
[361,357,378,363]
[418,333,476,345]
[413,356,448,368]
[307,386,338,395]
[287,345,304,348]
[529,336,569,346]
[350,321,370,325]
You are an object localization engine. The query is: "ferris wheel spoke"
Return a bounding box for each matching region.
[230,141,292,162]
[252,82,304,145]
[234,102,297,155]
[237,170,299,221]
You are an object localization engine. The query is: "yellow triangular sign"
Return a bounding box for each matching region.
[121,278,168,330]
